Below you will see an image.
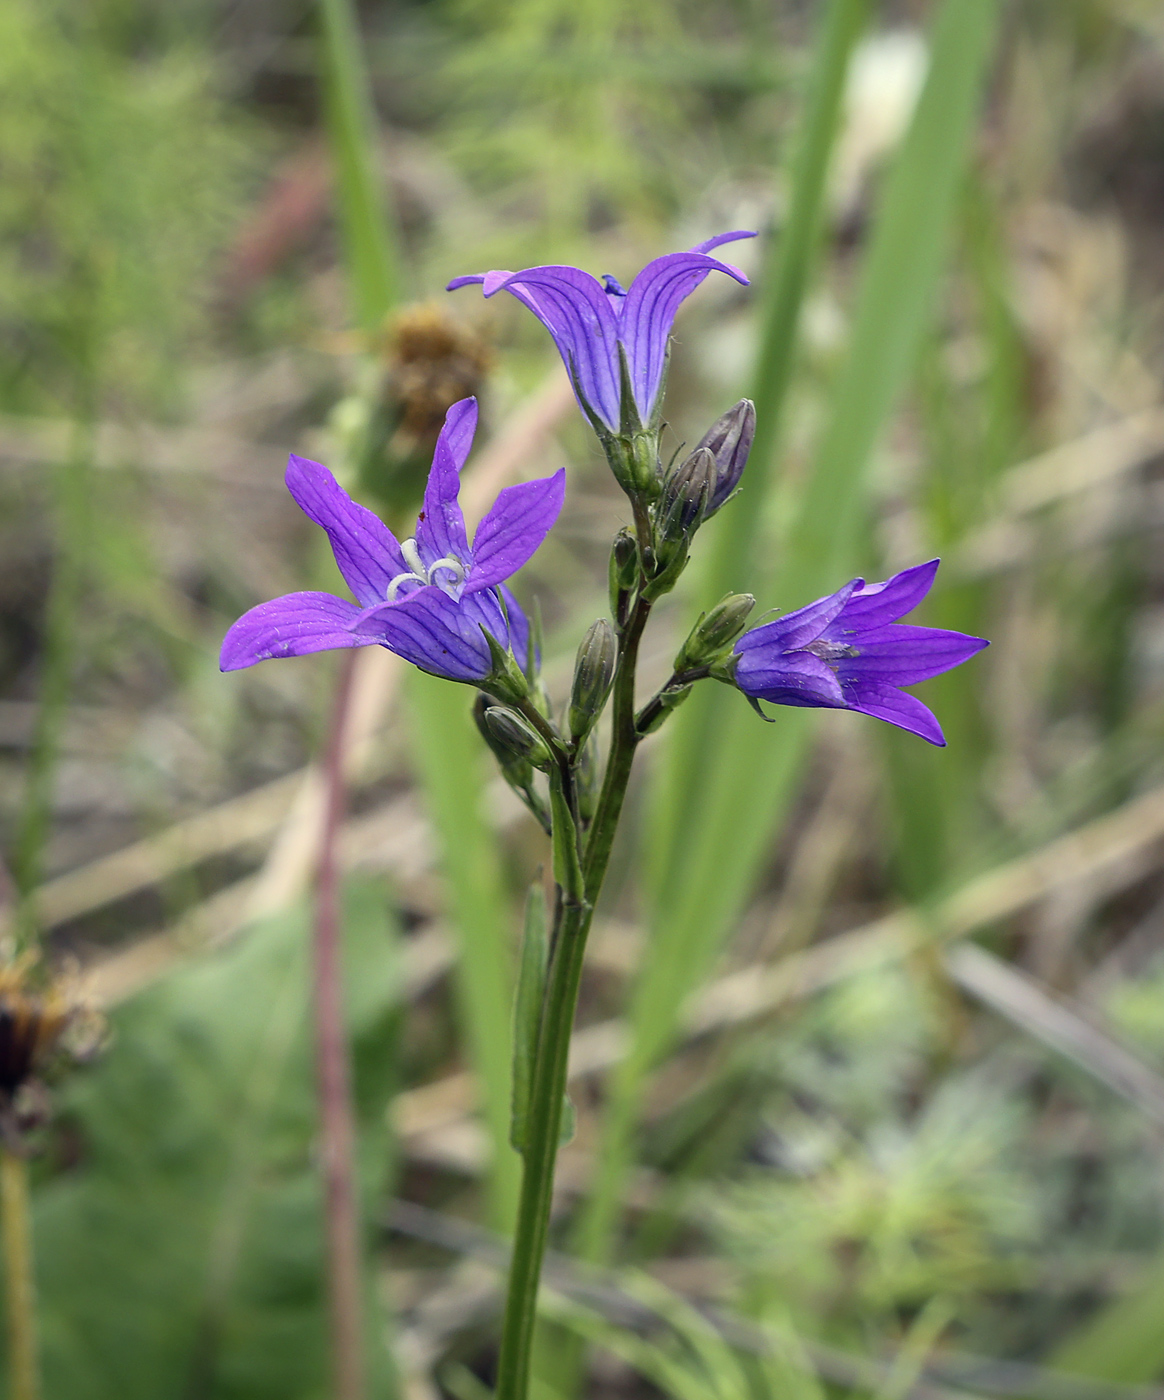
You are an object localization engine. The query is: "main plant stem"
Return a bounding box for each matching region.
[1,1150,39,1400]
[494,596,651,1400]
[314,650,367,1400]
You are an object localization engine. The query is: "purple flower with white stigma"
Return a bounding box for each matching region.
[220,398,564,688]
[447,232,755,435]
[730,561,988,746]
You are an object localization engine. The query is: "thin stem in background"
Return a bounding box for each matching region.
[313,649,367,1400]
[1,1149,39,1400]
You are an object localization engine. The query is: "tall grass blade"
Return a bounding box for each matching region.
[318,0,398,326]
[576,0,1001,1273]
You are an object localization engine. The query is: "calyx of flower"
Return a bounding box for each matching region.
[675,593,756,673]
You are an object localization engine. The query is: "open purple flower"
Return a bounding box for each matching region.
[730,561,987,746]
[447,232,755,434]
[220,398,564,686]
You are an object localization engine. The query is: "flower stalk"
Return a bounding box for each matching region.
[1,1148,39,1400]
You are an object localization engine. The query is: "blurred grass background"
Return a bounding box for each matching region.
[5,0,1164,1396]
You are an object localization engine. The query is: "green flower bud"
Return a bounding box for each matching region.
[568,619,617,740]
[481,705,552,771]
[608,528,638,625]
[659,447,715,541]
[675,593,756,672]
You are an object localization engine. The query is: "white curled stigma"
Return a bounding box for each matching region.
[386,538,467,602]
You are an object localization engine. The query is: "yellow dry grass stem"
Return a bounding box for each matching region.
[1,1148,39,1400]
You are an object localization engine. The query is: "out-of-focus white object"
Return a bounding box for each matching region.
[832,30,929,214]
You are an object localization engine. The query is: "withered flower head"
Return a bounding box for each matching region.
[382,303,492,445]
[0,957,100,1147]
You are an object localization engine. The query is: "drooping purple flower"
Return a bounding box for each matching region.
[220,398,564,686]
[447,232,755,434]
[730,561,987,746]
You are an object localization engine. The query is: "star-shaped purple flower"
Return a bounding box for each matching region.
[730,561,988,746]
[220,398,564,685]
[447,232,755,434]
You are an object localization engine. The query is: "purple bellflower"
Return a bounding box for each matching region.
[220,398,564,687]
[447,232,756,434]
[730,560,987,746]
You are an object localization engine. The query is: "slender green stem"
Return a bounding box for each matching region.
[1,1149,39,1400]
[494,592,652,1400]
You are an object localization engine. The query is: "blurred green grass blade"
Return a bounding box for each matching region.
[406,672,520,1227]
[881,178,1030,902]
[577,0,1001,1269]
[318,0,398,326]
[649,0,867,877]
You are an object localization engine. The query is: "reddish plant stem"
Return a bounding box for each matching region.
[314,649,366,1400]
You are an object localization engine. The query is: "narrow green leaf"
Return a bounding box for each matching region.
[407,671,520,1227]
[317,0,398,327]
[510,882,549,1155]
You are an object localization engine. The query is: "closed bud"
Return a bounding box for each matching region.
[675,593,756,672]
[658,446,715,546]
[568,619,617,739]
[475,692,534,786]
[608,528,638,623]
[696,399,755,515]
[481,705,552,770]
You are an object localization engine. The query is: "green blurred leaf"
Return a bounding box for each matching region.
[31,879,399,1400]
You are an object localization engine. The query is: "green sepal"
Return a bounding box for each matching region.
[616,341,643,437]
[636,682,693,736]
[479,626,530,704]
[510,881,549,1155]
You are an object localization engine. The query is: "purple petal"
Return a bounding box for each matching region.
[353,586,496,682]
[836,625,989,687]
[500,585,532,674]
[734,580,860,656]
[621,251,750,420]
[452,266,622,431]
[689,230,757,256]
[845,682,947,746]
[285,456,405,607]
[467,469,566,592]
[416,398,475,568]
[733,648,845,707]
[220,592,370,671]
[837,560,940,631]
